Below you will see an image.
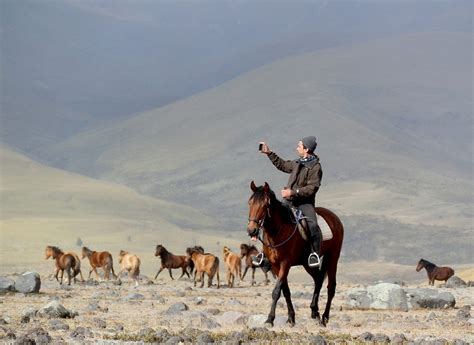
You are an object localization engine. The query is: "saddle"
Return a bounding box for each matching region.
[288,207,333,242]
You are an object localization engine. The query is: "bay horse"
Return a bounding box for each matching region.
[154,244,190,280]
[45,246,84,282]
[118,250,141,286]
[44,246,79,285]
[240,243,274,286]
[186,247,220,288]
[416,258,455,286]
[82,246,117,280]
[223,246,242,288]
[247,181,344,327]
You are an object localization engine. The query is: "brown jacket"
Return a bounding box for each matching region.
[268,152,322,206]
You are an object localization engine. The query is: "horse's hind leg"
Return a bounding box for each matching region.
[281,279,295,326]
[304,263,325,323]
[322,257,339,326]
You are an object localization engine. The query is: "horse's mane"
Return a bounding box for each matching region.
[241,243,257,252]
[251,186,294,224]
[420,258,437,272]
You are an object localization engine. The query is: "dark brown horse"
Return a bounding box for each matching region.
[45,246,78,285]
[416,259,455,286]
[82,246,117,280]
[154,244,190,280]
[247,181,344,327]
[240,243,274,286]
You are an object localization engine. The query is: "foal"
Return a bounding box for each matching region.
[240,243,273,285]
[45,246,78,285]
[82,246,117,280]
[223,246,242,288]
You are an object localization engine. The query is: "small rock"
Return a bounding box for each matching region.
[93,317,106,329]
[196,331,214,343]
[175,290,186,297]
[38,301,74,319]
[357,331,374,341]
[49,319,69,331]
[391,333,407,344]
[456,309,470,320]
[205,308,220,315]
[0,277,15,294]
[17,327,51,344]
[373,334,390,343]
[70,326,93,339]
[195,297,205,305]
[165,335,184,344]
[165,302,188,314]
[308,334,328,344]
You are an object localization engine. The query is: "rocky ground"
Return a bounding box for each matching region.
[0,270,473,344]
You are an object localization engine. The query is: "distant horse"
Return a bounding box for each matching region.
[186,245,205,277]
[223,246,242,288]
[82,246,117,280]
[240,243,274,286]
[247,181,344,327]
[186,247,220,288]
[45,247,84,282]
[416,259,454,286]
[154,244,190,280]
[45,246,78,285]
[118,250,141,286]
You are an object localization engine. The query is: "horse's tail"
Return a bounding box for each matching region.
[213,257,220,289]
[133,258,141,280]
[109,256,117,279]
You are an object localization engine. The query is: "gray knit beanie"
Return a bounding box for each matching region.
[301,136,317,152]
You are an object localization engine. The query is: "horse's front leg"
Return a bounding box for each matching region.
[265,278,284,327]
[281,279,295,326]
[168,268,174,280]
[154,267,164,279]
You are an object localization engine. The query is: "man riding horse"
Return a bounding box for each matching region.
[258,136,323,268]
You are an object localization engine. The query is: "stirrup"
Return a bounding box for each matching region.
[308,252,321,268]
[252,252,265,266]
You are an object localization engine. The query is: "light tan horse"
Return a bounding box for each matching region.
[45,246,84,282]
[82,246,117,280]
[223,246,242,288]
[44,246,78,285]
[118,250,141,286]
[186,247,220,288]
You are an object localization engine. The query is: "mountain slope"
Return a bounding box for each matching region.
[0,146,227,273]
[38,32,472,233]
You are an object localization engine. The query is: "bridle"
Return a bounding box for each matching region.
[247,197,299,249]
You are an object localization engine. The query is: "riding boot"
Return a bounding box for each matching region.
[308,226,322,268]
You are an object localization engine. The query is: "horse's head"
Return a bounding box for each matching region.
[155,245,163,257]
[119,250,127,263]
[45,246,54,259]
[223,246,230,258]
[81,246,89,259]
[416,259,425,272]
[247,181,273,240]
[240,243,249,258]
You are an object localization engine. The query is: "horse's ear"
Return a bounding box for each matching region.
[250,180,257,192]
[263,182,270,193]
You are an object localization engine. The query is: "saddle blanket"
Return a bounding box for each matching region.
[292,208,333,241]
[317,214,333,241]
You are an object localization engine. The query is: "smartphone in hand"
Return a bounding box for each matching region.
[258,143,263,151]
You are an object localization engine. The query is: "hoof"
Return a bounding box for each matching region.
[286,320,295,327]
[263,322,273,328]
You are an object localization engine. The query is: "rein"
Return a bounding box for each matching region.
[259,223,299,249]
[251,205,300,249]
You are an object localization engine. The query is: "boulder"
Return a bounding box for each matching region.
[0,277,15,294]
[38,301,75,318]
[345,283,408,311]
[15,272,41,293]
[406,288,456,309]
[444,276,467,288]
